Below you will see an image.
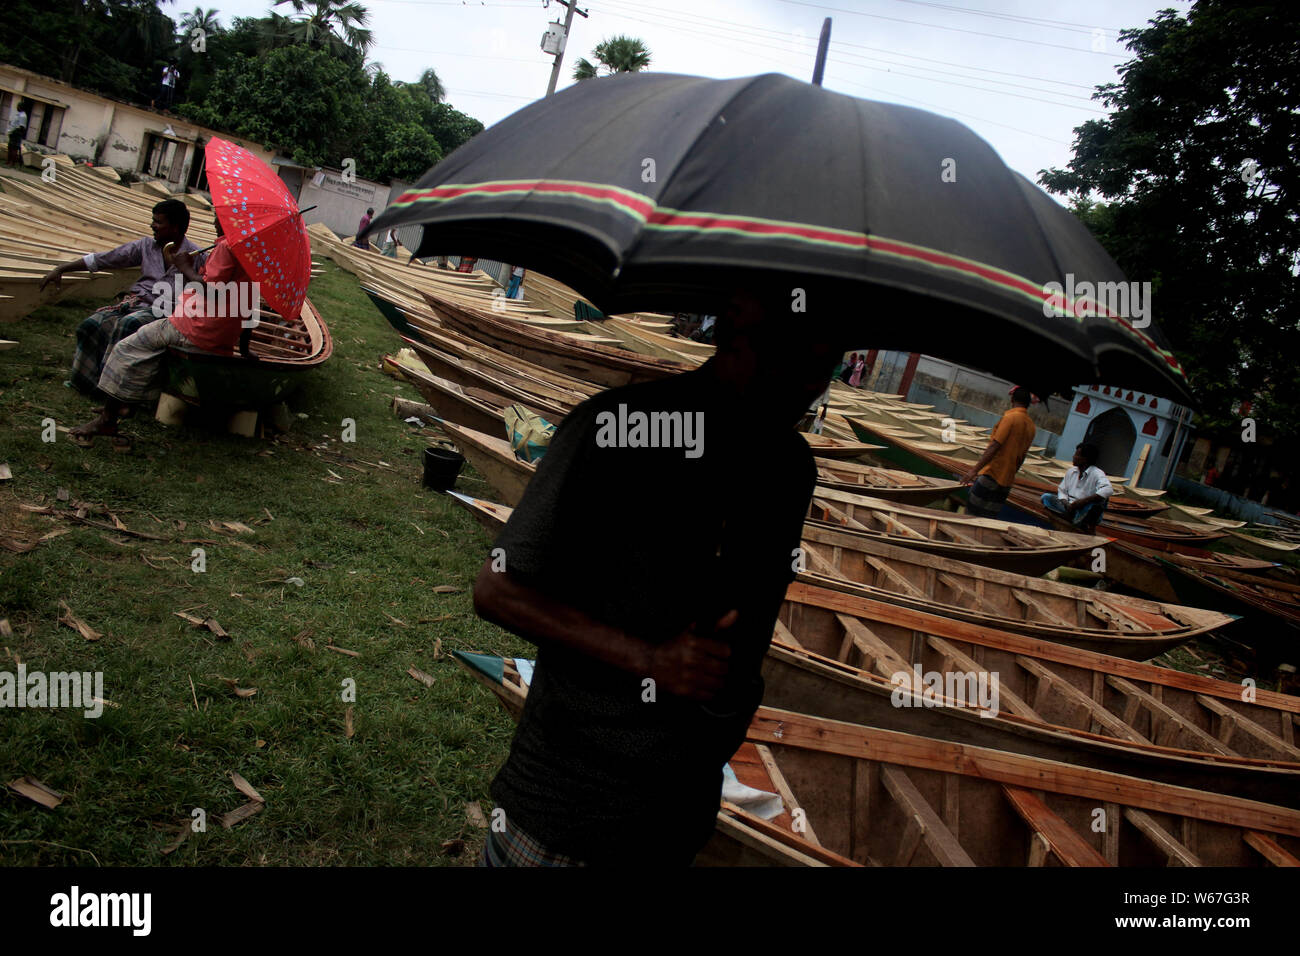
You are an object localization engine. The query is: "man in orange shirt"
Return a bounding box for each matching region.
[960,386,1037,518]
[69,215,255,446]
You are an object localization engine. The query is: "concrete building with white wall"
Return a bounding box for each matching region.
[1,63,276,192]
[1058,385,1194,490]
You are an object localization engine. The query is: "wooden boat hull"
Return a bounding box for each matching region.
[815,458,962,506]
[798,523,1236,659]
[1006,487,1226,555]
[452,651,1300,865]
[809,485,1104,576]
[165,298,332,407]
[435,419,534,507]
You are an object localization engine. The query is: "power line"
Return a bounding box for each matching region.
[886,0,1125,35]
[772,0,1124,56]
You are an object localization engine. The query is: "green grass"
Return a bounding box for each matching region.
[0,262,529,865]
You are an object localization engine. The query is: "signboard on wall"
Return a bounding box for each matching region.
[316,171,377,204]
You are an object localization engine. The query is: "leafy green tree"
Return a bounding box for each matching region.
[572,35,651,80]
[1039,1,1300,436]
[181,45,366,166]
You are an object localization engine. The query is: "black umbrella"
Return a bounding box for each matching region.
[371,72,1192,404]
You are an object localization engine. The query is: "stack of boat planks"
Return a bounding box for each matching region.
[0,164,331,397]
[356,253,1300,865]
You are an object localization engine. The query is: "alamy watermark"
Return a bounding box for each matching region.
[1042,273,1151,328]
[890,664,1000,717]
[1,665,105,718]
[151,276,261,329]
[594,404,704,459]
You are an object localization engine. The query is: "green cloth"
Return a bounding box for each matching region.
[453,650,504,686]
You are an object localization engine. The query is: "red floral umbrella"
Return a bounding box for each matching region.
[204,137,311,321]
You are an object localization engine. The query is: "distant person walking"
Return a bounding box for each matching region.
[506,265,525,299]
[7,101,29,167]
[840,352,858,384]
[848,354,866,387]
[352,208,375,250]
[960,385,1037,518]
[380,228,402,258]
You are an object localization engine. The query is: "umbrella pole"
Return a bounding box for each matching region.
[812,17,832,86]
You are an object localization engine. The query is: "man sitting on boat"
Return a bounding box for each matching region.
[960,385,1037,518]
[472,289,844,867]
[40,199,206,396]
[1042,441,1113,531]
[68,215,255,447]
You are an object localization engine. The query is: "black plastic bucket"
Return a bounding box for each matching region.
[423,446,464,491]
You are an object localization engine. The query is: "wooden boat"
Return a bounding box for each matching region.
[425,291,691,389]
[798,524,1235,658]
[1103,538,1282,604]
[808,485,1105,576]
[802,434,883,460]
[452,650,1300,865]
[815,458,962,506]
[1005,486,1226,554]
[742,706,1300,865]
[447,491,513,537]
[389,358,554,438]
[1229,529,1300,561]
[399,340,577,421]
[165,298,332,407]
[772,580,1300,769]
[1154,559,1300,664]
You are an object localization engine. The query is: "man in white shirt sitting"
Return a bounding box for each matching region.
[1041,441,1112,531]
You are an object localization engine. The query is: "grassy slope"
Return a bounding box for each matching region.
[0,262,528,865]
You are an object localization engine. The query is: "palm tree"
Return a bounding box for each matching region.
[273,0,375,57]
[179,6,222,39]
[573,35,651,80]
[416,68,445,105]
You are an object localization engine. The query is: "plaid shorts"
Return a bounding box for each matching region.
[70,300,160,396]
[479,816,586,868]
[966,474,1010,517]
[97,318,193,405]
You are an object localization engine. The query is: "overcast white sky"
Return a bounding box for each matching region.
[203,0,1191,187]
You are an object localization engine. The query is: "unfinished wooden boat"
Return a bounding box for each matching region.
[447,491,513,537]
[1102,537,1282,604]
[802,433,882,460]
[165,298,332,407]
[1006,486,1226,554]
[772,581,1300,771]
[815,458,962,506]
[808,486,1105,576]
[453,650,1300,865]
[743,706,1300,865]
[798,524,1235,658]
[1155,559,1300,664]
[389,358,555,439]
[426,291,691,389]
[1229,529,1300,561]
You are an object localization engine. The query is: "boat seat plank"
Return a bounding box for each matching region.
[925,635,1039,720]
[772,618,805,651]
[1244,831,1300,867]
[872,511,928,541]
[754,743,822,847]
[863,556,928,598]
[1002,786,1110,867]
[1123,808,1203,866]
[880,766,976,867]
[1014,655,1151,744]
[1195,695,1300,761]
[836,613,911,678]
[1107,677,1236,757]
[1010,588,1077,630]
[933,523,982,547]
[802,544,843,578]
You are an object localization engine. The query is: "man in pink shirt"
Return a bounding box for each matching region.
[69,215,255,446]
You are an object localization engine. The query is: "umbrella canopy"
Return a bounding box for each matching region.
[204,137,312,321]
[371,72,1192,404]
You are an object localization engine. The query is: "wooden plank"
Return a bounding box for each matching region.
[880,765,977,866]
[1003,786,1110,867]
[1010,589,1076,629]
[1123,808,1203,866]
[772,618,805,651]
[750,707,1300,838]
[863,556,928,598]
[1015,655,1152,745]
[754,744,822,847]
[1195,694,1300,761]
[716,804,860,867]
[1107,676,1237,756]
[836,613,911,678]
[925,635,1039,720]
[1244,831,1300,867]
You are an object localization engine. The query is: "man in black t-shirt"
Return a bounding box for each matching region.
[472,290,844,866]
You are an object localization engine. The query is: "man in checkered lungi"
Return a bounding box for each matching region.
[40,199,204,396]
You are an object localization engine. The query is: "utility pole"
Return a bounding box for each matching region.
[811,17,832,86]
[545,0,589,97]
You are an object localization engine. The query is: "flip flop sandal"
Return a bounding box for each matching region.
[111,436,132,453]
[70,431,95,448]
